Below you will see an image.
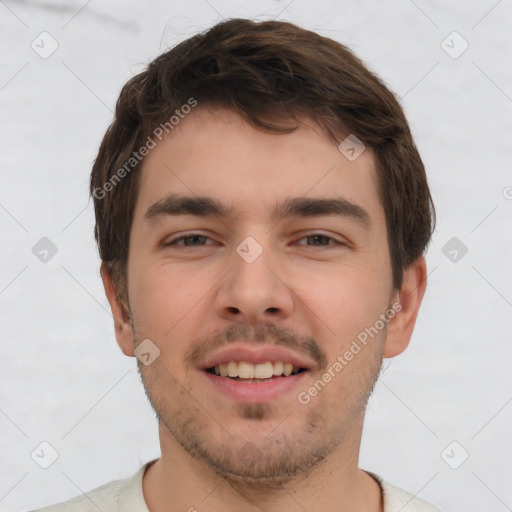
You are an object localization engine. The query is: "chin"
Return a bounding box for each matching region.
[193,439,331,490]
[160,405,343,491]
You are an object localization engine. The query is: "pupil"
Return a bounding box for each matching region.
[185,235,204,246]
[309,235,328,245]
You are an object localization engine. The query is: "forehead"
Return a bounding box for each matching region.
[132,107,384,230]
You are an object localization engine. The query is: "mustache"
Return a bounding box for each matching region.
[184,322,327,370]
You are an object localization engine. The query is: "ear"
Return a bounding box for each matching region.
[100,262,135,357]
[383,255,427,358]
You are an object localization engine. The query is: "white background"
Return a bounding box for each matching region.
[1,1,511,511]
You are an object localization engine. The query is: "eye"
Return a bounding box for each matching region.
[163,233,216,247]
[162,232,346,249]
[295,233,344,247]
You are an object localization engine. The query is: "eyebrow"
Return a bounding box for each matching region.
[143,194,372,229]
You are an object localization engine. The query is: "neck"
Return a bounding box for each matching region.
[142,420,383,512]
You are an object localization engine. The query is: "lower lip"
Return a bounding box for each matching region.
[201,370,309,403]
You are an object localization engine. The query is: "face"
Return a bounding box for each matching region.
[106,106,421,487]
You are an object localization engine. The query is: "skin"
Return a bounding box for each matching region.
[101,106,427,512]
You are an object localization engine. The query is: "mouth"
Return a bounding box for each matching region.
[205,360,308,382]
[198,344,315,403]
[201,360,310,403]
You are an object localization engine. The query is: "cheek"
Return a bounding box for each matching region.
[291,264,390,389]
[127,259,201,336]
[128,265,201,379]
[292,261,390,334]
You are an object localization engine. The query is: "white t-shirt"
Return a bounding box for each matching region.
[30,460,441,512]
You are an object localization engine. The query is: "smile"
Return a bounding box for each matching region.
[202,362,309,403]
[206,360,306,380]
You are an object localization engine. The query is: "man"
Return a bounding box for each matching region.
[33,18,440,512]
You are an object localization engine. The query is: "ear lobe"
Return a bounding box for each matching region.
[383,256,427,359]
[100,262,135,357]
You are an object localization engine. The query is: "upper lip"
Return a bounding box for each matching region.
[198,344,315,371]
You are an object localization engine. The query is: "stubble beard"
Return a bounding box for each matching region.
[136,341,384,491]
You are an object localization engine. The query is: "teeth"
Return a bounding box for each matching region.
[212,361,302,379]
[238,361,255,379]
[227,361,238,378]
[254,362,273,379]
[272,361,283,376]
[283,363,293,376]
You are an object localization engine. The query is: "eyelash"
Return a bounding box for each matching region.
[164,233,345,248]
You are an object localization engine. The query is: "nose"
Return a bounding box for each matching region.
[214,237,295,325]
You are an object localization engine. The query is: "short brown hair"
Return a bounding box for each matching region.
[90,18,435,307]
